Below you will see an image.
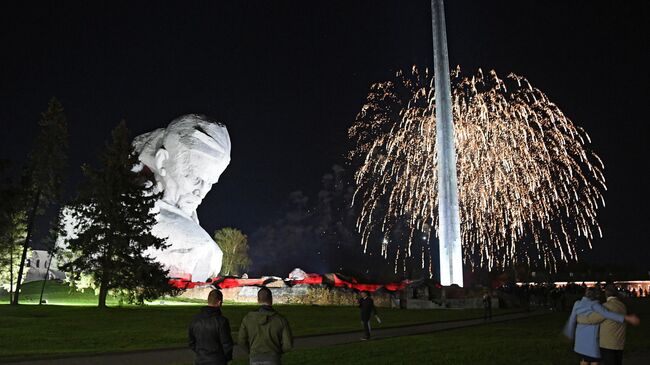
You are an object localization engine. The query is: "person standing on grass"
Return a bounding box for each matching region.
[577,285,641,365]
[563,287,639,365]
[482,290,492,320]
[189,289,234,365]
[359,291,377,340]
[238,287,293,365]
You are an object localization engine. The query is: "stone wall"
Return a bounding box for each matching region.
[179,284,395,307]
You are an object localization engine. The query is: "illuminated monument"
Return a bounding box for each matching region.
[431,0,463,286]
[350,1,604,287]
[133,114,231,281]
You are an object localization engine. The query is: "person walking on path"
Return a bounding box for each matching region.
[482,290,493,320]
[238,287,293,365]
[358,291,378,340]
[577,285,641,365]
[563,287,640,365]
[189,289,234,365]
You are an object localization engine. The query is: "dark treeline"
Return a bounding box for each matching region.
[0,100,175,306]
[248,164,435,282]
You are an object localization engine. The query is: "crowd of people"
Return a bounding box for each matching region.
[188,283,642,365]
[188,287,378,365]
[498,282,646,312]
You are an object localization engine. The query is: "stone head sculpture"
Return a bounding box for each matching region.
[132,114,231,281]
[134,114,231,222]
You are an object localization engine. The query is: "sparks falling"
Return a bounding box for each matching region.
[348,67,606,272]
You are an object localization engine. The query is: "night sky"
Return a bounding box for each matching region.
[1,1,648,271]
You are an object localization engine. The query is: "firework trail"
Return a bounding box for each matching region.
[349,67,606,272]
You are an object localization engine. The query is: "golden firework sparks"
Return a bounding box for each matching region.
[349,67,606,273]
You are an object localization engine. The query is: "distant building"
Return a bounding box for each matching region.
[516,280,650,297]
[24,250,66,283]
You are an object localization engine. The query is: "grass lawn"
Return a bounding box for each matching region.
[0,280,121,306]
[228,299,650,365]
[0,281,519,360]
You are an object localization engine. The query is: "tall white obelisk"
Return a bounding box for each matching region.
[431,0,463,286]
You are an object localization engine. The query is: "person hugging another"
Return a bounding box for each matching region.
[563,287,640,365]
[577,285,641,365]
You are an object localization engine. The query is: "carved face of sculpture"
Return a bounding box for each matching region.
[158,148,229,216]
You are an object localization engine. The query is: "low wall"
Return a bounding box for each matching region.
[179,284,394,307]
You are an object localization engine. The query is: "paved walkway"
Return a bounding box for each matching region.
[5,311,551,365]
[5,310,648,365]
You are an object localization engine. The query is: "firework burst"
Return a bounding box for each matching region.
[349,67,606,272]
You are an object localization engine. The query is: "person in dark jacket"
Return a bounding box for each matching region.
[238,287,293,365]
[358,291,377,340]
[189,289,234,365]
[482,290,492,320]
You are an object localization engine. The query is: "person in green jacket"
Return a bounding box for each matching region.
[238,287,293,365]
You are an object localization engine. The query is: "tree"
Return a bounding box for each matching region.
[55,207,95,295]
[38,215,63,305]
[0,212,28,294]
[13,98,68,305]
[214,228,250,276]
[0,161,28,294]
[61,120,173,307]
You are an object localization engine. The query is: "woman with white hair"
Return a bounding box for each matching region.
[564,287,639,365]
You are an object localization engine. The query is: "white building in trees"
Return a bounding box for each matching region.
[24,250,66,283]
